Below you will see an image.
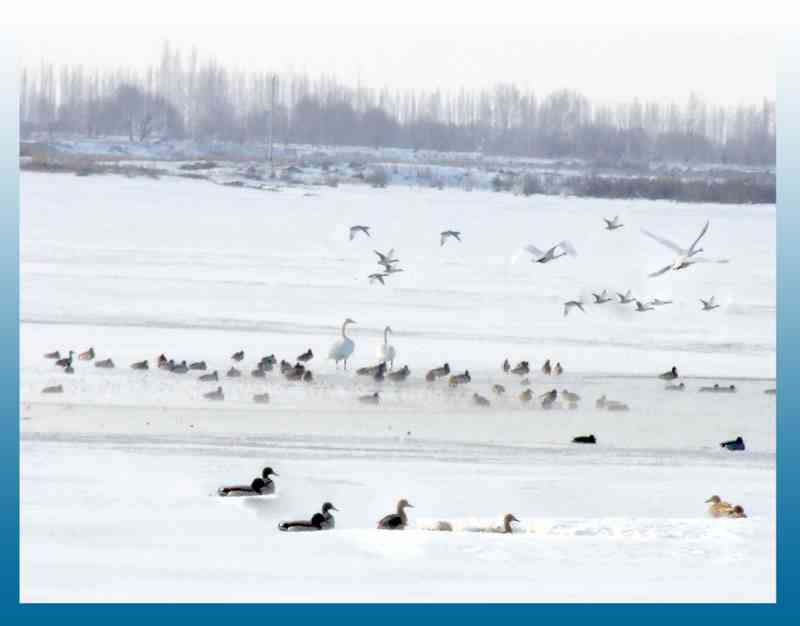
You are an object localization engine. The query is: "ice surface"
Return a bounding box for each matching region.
[20,172,775,602]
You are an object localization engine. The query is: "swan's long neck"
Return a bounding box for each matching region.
[341,322,349,339]
[383,327,389,345]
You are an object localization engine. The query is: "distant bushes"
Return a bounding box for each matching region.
[366,165,389,188]
[568,174,775,204]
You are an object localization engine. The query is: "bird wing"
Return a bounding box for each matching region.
[641,228,686,254]
[453,232,462,242]
[440,233,447,246]
[563,304,570,317]
[648,264,673,278]
[373,250,385,261]
[364,227,371,237]
[604,218,612,227]
[688,220,710,254]
[691,256,730,264]
[349,229,355,241]
[557,240,578,257]
[524,244,544,258]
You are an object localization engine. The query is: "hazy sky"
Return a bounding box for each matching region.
[18,25,775,105]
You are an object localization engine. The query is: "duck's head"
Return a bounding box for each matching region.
[705,495,722,504]
[322,502,339,513]
[262,467,279,478]
[672,366,678,374]
[731,505,747,517]
[397,498,414,510]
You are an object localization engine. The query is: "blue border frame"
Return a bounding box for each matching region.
[2,33,795,622]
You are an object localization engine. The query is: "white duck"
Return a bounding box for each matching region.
[377,325,397,369]
[524,240,577,264]
[328,318,357,369]
[642,220,730,277]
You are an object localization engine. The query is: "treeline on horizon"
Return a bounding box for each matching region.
[20,42,775,166]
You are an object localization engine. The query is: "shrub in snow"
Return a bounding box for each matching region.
[366,166,389,188]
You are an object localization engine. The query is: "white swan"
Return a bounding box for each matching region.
[617,289,635,304]
[635,300,654,312]
[701,296,720,311]
[604,215,623,230]
[563,300,586,317]
[377,325,396,369]
[349,225,371,240]
[328,318,357,369]
[440,230,462,246]
[592,289,612,304]
[524,240,577,264]
[642,220,730,277]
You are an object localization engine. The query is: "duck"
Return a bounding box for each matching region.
[605,400,630,412]
[278,512,327,532]
[44,350,61,359]
[78,347,95,361]
[510,360,529,376]
[665,382,685,391]
[720,436,745,451]
[280,360,293,374]
[284,364,305,381]
[189,360,207,371]
[303,370,314,383]
[217,477,267,497]
[199,370,219,382]
[157,354,169,368]
[373,362,386,383]
[204,386,224,401]
[218,468,277,497]
[253,392,270,404]
[260,355,277,369]
[658,366,679,380]
[377,499,414,529]
[502,358,510,373]
[561,389,580,403]
[95,358,114,368]
[297,349,313,362]
[706,495,734,518]
[231,350,245,362]
[425,363,450,382]
[727,505,747,519]
[440,230,462,246]
[473,393,491,407]
[42,384,64,394]
[131,359,149,370]
[448,370,471,387]
[227,366,242,378]
[359,392,380,405]
[542,359,552,375]
[357,363,383,376]
[554,362,563,376]
[64,364,74,374]
[55,351,75,367]
[251,366,266,378]
[595,395,607,408]
[573,434,596,444]
[492,384,506,395]
[377,326,396,369]
[171,361,189,374]
[388,365,410,382]
[540,389,558,403]
[519,388,534,403]
[328,318,357,369]
[471,513,520,534]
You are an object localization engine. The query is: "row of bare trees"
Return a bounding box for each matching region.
[20,43,775,165]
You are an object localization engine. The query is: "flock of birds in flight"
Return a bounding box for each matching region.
[352,217,730,315]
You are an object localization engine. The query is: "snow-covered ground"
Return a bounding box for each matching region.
[20,172,775,602]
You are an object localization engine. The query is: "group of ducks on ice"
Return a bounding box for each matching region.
[352,218,729,315]
[217,466,748,533]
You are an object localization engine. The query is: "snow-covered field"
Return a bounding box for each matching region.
[20,172,775,602]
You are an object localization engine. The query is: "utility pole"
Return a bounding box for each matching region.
[267,74,278,179]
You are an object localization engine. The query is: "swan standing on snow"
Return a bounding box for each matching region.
[642,220,730,277]
[329,318,357,369]
[524,240,577,264]
[377,326,396,369]
[349,225,371,240]
[440,230,462,246]
[701,296,720,311]
[604,216,623,230]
